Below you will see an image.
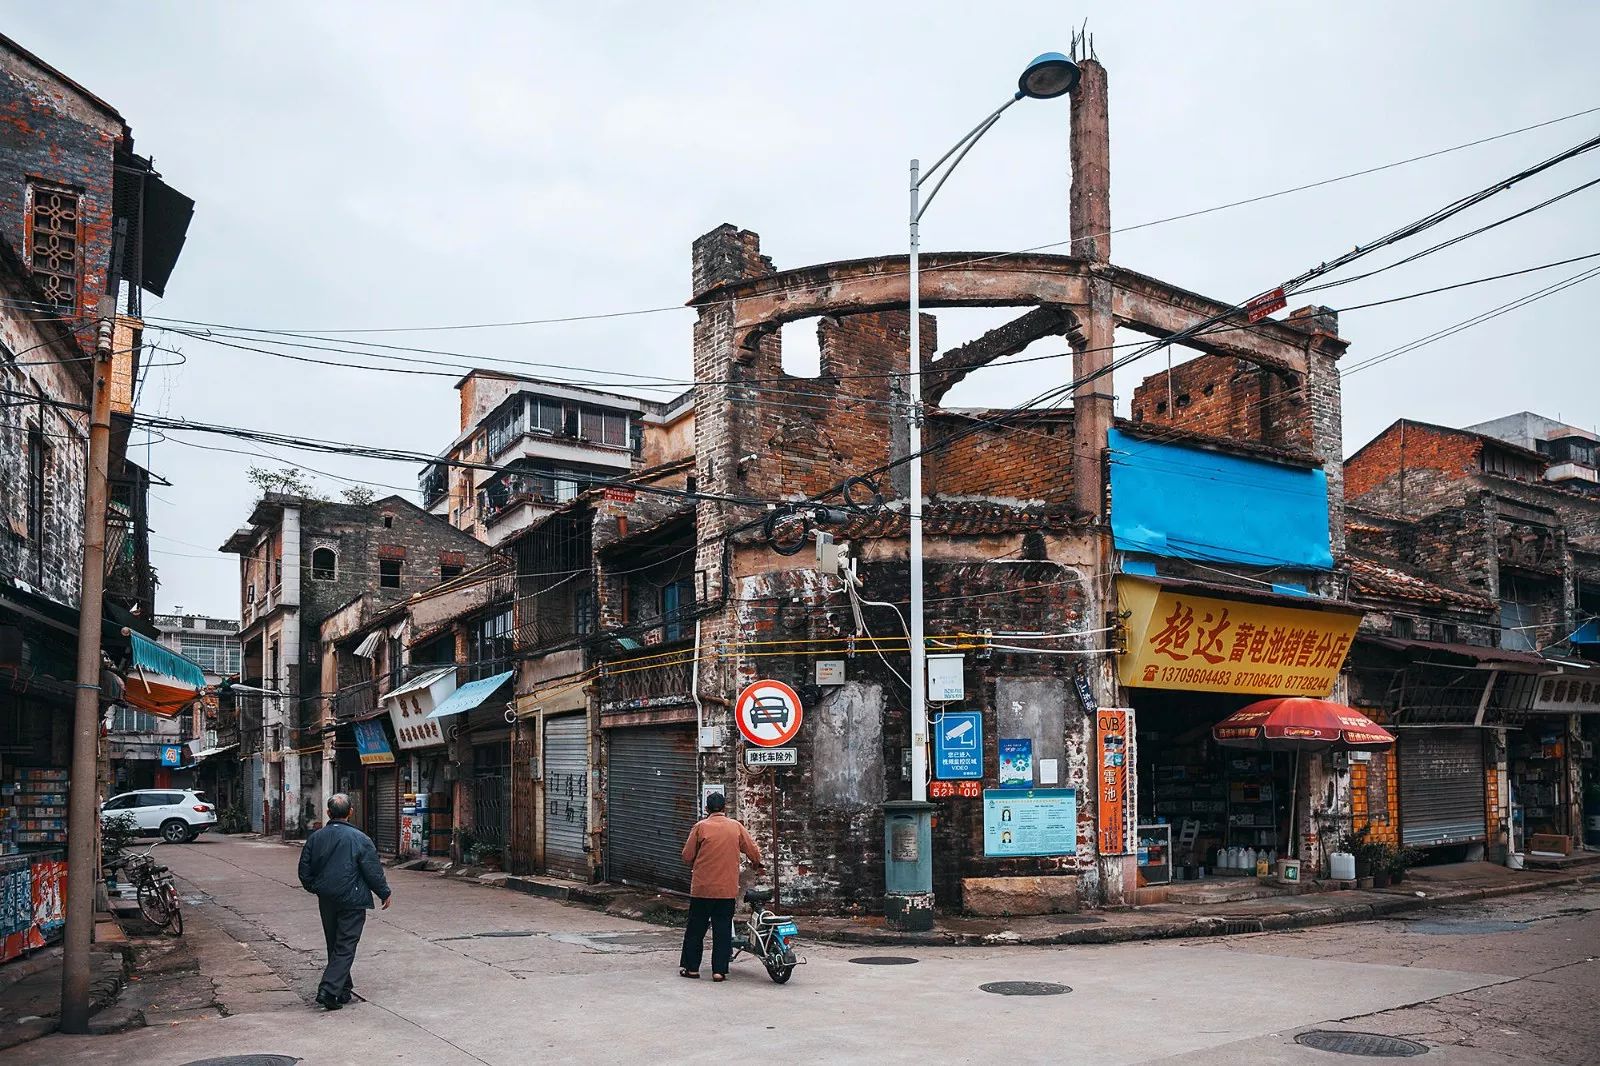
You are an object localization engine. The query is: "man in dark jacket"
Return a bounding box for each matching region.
[298,793,392,1010]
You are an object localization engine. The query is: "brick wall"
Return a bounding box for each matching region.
[0,288,88,605]
[1130,355,1294,444]
[0,52,122,345]
[1345,421,1482,513]
[927,412,1075,505]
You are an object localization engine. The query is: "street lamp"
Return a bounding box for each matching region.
[889,53,1077,930]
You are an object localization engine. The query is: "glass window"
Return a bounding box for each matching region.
[579,409,629,447]
[380,559,402,589]
[531,400,563,433]
[470,608,514,680]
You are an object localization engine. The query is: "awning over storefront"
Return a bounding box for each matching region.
[124,631,206,717]
[353,630,384,659]
[381,665,456,703]
[1359,635,1554,673]
[1116,576,1363,696]
[428,670,514,719]
[188,742,240,763]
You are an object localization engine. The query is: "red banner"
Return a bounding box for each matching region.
[1097,709,1131,855]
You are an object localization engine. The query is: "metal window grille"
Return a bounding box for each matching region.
[26,183,80,310]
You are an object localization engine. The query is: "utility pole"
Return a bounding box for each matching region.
[60,288,118,1034]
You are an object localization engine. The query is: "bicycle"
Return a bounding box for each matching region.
[105,842,183,936]
[731,887,802,984]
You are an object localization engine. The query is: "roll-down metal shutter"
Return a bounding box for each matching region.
[371,769,399,856]
[606,725,696,892]
[543,715,590,879]
[1399,729,1486,847]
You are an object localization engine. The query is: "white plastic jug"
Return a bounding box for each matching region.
[1224,846,1239,870]
[1243,847,1258,872]
[1330,851,1356,880]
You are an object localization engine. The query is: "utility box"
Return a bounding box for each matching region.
[883,801,935,931]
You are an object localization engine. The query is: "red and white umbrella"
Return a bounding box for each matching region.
[1211,698,1395,858]
[1213,697,1396,751]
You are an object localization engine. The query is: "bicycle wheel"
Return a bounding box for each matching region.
[161,883,183,936]
[137,881,172,928]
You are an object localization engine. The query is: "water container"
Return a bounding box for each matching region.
[1223,846,1238,870]
[1243,847,1257,872]
[1330,851,1356,880]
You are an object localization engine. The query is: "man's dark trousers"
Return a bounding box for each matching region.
[679,897,735,975]
[318,896,367,1002]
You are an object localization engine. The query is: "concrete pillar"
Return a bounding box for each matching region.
[1068,60,1114,523]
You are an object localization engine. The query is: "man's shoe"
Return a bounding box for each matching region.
[338,989,354,1004]
[316,994,343,1011]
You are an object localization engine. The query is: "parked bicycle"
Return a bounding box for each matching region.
[731,887,801,984]
[104,841,183,936]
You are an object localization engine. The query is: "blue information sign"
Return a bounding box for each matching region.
[982,788,1077,858]
[159,744,183,768]
[934,711,983,780]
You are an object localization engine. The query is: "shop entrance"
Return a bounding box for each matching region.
[1134,691,1296,878]
[1510,716,1570,843]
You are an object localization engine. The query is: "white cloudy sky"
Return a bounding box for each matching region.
[12,2,1599,617]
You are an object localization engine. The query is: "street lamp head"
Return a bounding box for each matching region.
[1016,52,1080,100]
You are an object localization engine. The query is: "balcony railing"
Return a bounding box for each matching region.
[335,681,378,722]
[420,462,449,509]
[598,638,695,713]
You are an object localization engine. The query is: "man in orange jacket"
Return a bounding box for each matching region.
[678,792,763,981]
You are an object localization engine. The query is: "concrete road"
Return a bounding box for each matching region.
[16,834,1599,1065]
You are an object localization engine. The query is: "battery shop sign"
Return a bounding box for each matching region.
[1117,577,1361,696]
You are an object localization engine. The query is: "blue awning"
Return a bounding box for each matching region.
[427,670,514,719]
[1569,620,1600,645]
[128,631,207,689]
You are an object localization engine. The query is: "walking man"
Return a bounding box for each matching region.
[298,793,392,1010]
[678,792,763,982]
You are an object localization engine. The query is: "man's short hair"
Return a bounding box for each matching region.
[704,792,726,813]
[327,793,352,819]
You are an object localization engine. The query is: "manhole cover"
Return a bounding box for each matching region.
[979,981,1071,996]
[848,956,919,966]
[1295,1030,1428,1057]
[179,1057,301,1066]
[1405,920,1524,935]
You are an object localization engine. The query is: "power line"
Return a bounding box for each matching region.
[137,102,1600,336]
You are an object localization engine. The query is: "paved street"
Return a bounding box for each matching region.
[10,834,1599,1065]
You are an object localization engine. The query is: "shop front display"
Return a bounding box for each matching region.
[1118,577,1364,879]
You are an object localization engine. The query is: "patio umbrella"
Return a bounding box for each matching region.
[1211,697,1396,858]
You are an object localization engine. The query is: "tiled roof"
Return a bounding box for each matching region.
[831,502,1088,540]
[1348,557,1494,612]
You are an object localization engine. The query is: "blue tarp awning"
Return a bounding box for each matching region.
[427,670,514,719]
[1107,428,1334,570]
[1569,620,1600,645]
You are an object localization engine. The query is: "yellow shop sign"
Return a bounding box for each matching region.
[1117,577,1362,696]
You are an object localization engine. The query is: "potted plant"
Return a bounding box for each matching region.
[1389,846,1422,884]
[1369,843,1396,888]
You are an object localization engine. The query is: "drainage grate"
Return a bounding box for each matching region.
[1295,1031,1428,1057]
[179,1057,301,1066]
[848,956,919,966]
[1405,920,1524,936]
[979,981,1071,996]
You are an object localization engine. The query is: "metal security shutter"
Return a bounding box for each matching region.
[606,725,696,892]
[1399,729,1486,847]
[371,769,399,856]
[544,715,590,879]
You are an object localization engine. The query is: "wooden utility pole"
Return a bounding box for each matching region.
[59,293,117,1034]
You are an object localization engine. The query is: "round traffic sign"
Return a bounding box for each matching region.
[734,679,803,747]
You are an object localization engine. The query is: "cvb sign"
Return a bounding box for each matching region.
[744,747,798,768]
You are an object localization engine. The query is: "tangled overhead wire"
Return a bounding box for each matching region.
[760,475,886,555]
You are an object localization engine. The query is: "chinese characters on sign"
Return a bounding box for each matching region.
[929,779,982,799]
[388,691,447,750]
[934,711,983,780]
[1117,578,1362,696]
[353,720,395,766]
[982,789,1077,857]
[1096,709,1132,855]
[998,738,1033,789]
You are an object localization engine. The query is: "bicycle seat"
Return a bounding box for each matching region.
[744,888,773,905]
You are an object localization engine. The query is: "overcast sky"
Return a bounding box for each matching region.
[12,2,1600,618]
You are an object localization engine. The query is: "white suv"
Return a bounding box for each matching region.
[101,789,218,844]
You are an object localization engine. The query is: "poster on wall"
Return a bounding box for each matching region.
[1096,709,1133,855]
[353,720,395,766]
[982,789,1077,857]
[998,738,1033,789]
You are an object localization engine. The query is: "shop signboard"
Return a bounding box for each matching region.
[745,747,797,768]
[1117,577,1361,696]
[934,711,983,780]
[1533,675,1600,714]
[982,788,1077,857]
[353,720,395,766]
[998,738,1033,788]
[159,744,184,768]
[1096,708,1133,855]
